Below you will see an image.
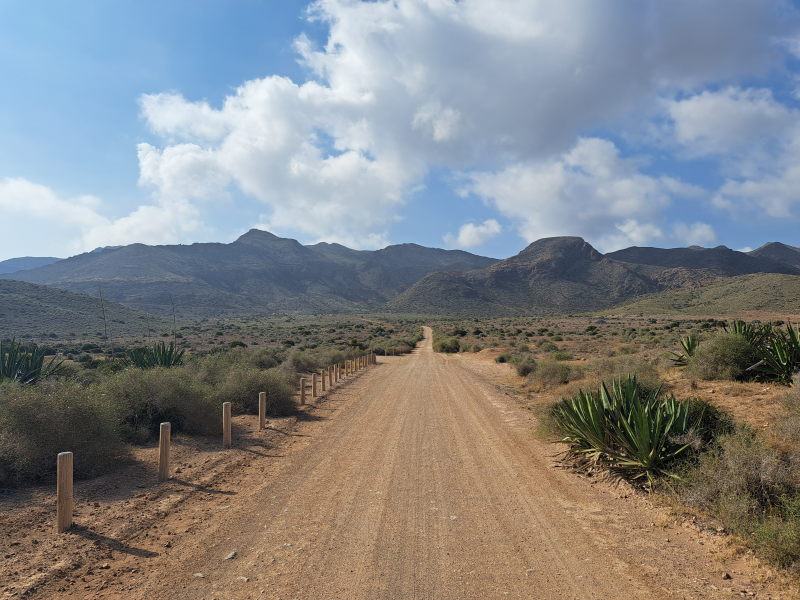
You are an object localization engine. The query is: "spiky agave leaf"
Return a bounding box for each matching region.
[126,342,184,369]
[551,375,701,484]
[670,335,698,367]
[0,339,63,384]
[751,323,800,385]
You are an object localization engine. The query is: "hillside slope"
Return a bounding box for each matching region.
[0,280,169,339]
[606,273,800,316]
[0,256,61,275]
[2,230,496,317]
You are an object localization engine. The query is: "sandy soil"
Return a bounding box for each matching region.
[2,328,796,599]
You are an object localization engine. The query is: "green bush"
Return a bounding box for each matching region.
[0,380,126,484]
[686,333,760,381]
[552,351,573,361]
[434,337,460,353]
[213,366,295,415]
[98,367,217,443]
[531,360,578,387]
[589,355,662,394]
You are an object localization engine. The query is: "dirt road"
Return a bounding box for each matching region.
[27,327,791,599]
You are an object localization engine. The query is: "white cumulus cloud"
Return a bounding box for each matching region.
[465,138,702,252]
[444,219,501,248]
[669,86,800,220]
[134,0,791,248]
[673,222,718,246]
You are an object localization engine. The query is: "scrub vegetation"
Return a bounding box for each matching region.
[0,316,422,485]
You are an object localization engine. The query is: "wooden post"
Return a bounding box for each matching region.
[328,366,333,388]
[258,391,267,430]
[158,422,171,482]
[56,452,73,533]
[312,373,318,397]
[320,371,326,392]
[300,377,306,405]
[223,402,232,448]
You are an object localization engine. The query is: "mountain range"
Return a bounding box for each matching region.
[0,230,496,317]
[2,232,800,318]
[0,256,61,275]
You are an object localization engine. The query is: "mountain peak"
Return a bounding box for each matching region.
[516,236,601,261]
[235,228,281,243]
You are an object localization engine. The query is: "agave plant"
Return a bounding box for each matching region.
[670,335,699,366]
[126,342,185,369]
[724,319,773,347]
[551,376,701,484]
[749,323,800,385]
[0,339,63,384]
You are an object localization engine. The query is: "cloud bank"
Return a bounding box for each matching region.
[4,0,799,256]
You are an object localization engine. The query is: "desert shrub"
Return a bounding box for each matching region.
[674,427,800,568]
[552,351,573,361]
[434,337,460,353]
[286,350,322,373]
[531,360,579,388]
[0,380,125,484]
[589,355,662,394]
[495,353,512,364]
[515,357,537,377]
[686,333,760,381]
[247,347,284,370]
[538,341,558,352]
[213,366,295,415]
[777,377,800,447]
[98,367,217,443]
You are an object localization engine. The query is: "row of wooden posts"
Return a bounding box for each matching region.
[55,352,377,533]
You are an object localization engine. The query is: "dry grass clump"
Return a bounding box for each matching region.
[213,366,295,415]
[530,360,581,389]
[670,378,800,570]
[0,380,126,484]
[98,367,219,443]
[588,355,662,393]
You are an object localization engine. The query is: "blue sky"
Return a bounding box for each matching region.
[2,1,800,261]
